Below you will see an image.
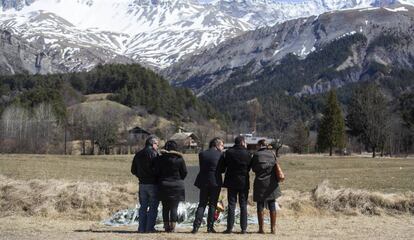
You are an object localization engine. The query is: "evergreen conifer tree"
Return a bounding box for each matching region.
[346,84,389,158]
[317,90,346,156]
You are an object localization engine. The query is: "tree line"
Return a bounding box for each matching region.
[202,32,414,156]
[0,64,224,154]
[312,85,413,157]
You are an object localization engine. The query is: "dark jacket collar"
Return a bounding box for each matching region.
[233,145,246,150]
[208,147,221,153]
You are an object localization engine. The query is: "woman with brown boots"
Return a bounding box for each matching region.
[154,140,187,232]
[251,139,283,234]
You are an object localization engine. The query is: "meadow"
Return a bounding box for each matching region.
[1,153,413,192]
[1,154,413,240]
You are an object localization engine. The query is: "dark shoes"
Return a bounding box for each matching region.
[191,226,199,234]
[169,222,176,233]
[241,229,247,234]
[163,222,176,233]
[163,222,170,232]
[139,229,159,233]
[207,227,216,233]
[223,229,232,234]
[192,226,216,234]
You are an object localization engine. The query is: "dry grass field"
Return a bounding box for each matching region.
[1,153,413,239]
[1,154,413,192]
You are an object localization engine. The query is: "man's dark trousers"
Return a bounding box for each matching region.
[138,184,159,233]
[193,186,221,229]
[226,188,248,231]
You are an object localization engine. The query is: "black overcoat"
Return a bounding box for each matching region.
[194,148,223,188]
[251,148,281,202]
[221,145,252,190]
[154,150,188,202]
[130,146,159,184]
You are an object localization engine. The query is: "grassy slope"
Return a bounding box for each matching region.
[67,96,181,137]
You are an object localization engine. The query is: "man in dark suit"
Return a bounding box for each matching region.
[221,136,252,234]
[191,137,224,234]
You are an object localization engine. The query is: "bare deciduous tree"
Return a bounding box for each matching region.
[68,107,90,155]
[247,98,262,133]
[1,103,61,153]
[263,99,294,156]
[287,120,310,154]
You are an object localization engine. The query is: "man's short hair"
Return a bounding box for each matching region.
[258,139,266,147]
[145,135,159,146]
[209,137,223,148]
[234,136,245,145]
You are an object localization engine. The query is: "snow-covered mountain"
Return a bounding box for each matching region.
[165,4,414,96]
[0,0,412,73]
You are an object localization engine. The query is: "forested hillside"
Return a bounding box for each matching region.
[203,32,414,130]
[0,64,220,122]
[0,63,223,154]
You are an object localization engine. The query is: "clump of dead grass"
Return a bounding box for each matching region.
[311,180,414,215]
[277,190,321,217]
[0,175,136,220]
[1,175,413,221]
[273,181,414,217]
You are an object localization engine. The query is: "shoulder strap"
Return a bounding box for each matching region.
[270,150,277,161]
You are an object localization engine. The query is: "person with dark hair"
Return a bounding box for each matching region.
[251,139,281,234]
[192,137,224,234]
[257,139,266,147]
[154,140,187,232]
[131,135,160,233]
[221,136,252,234]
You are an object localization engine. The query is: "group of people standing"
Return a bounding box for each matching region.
[131,137,187,233]
[131,135,283,234]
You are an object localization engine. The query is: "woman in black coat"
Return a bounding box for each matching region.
[251,140,281,234]
[154,140,187,232]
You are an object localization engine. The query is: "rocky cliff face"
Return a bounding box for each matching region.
[1,0,34,11]
[0,0,409,73]
[0,28,133,75]
[164,4,414,96]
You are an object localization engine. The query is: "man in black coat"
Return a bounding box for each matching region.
[192,137,224,234]
[221,136,252,234]
[131,136,159,233]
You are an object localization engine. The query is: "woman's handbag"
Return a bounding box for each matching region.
[272,151,285,182]
[214,199,225,221]
[274,162,285,182]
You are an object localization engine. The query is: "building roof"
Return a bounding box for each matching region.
[224,135,275,148]
[170,132,199,141]
[128,127,151,135]
[244,136,275,145]
[237,134,274,145]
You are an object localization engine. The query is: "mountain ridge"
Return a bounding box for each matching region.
[165,4,414,96]
[1,0,409,74]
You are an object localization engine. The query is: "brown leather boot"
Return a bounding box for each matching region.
[270,211,277,234]
[257,211,265,234]
[169,222,176,233]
